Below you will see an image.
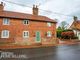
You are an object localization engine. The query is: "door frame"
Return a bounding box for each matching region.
[35,31,41,43]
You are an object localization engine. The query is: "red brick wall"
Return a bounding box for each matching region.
[0,18,57,44]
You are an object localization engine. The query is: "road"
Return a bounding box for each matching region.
[0,44,80,60]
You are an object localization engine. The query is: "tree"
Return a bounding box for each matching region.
[57,21,69,38]
[60,21,69,30]
[57,26,63,38]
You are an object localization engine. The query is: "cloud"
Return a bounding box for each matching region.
[40,0,80,14]
[39,0,80,25]
[0,0,80,26]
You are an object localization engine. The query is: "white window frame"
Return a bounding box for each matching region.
[23,31,29,38]
[23,20,29,25]
[3,18,10,25]
[1,30,9,38]
[47,31,52,37]
[47,22,51,27]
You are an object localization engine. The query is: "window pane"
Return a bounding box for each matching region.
[23,31,29,38]
[47,22,51,27]
[1,30,9,38]
[23,20,29,25]
[47,31,52,37]
[27,21,28,24]
[24,20,26,24]
[3,18,10,25]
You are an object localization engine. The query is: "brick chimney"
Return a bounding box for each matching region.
[32,5,38,15]
[0,2,4,11]
[73,16,78,21]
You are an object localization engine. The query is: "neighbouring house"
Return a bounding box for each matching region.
[70,16,80,40]
[0,2,57,45]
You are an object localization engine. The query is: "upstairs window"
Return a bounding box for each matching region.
[1,30,9,38]
[47,31,52,37]
[47,22,51,27]
[3,18,10,25]
[23,31,29,38]
[23,20,29,25]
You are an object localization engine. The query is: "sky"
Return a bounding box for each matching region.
[0,0,80,27]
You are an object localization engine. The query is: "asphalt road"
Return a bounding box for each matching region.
[0,44,80,60]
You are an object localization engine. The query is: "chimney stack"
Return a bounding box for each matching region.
[32,5,38,15]
[73,16,78,21]
[0,2,4,11]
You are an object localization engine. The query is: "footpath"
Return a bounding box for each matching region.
[0,40,79,49]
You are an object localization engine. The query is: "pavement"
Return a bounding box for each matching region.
[58,40,79,45]
[0,40,79,49]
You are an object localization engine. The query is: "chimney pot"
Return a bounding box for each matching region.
[0,2,4,11]
[33,4,35,8]
[73,16,78,21]
[32,5,38,15]
[36,5,37,8]
[1,2,3,5]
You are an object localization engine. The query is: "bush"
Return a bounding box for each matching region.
[57,30,63,38]
[63,29,73,32]
[61,31,75,39]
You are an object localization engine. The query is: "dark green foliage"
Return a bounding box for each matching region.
[57,30,63,38]
[57,26,74,39]
[57,26,63,38]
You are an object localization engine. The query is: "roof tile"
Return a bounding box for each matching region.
[0,11,57,23]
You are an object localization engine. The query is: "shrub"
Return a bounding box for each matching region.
[61,31,75,39]
[57,30,63,38]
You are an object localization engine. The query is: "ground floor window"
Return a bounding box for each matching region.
[1,30,9,38]
[23,31,29,38]
[47,31,52,37]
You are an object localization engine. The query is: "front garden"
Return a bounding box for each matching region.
[57,29,78,41]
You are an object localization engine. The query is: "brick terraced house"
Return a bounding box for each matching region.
[0,2,57,45]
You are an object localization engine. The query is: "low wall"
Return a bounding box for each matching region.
[15,37,57,45]
[0,37,57,45]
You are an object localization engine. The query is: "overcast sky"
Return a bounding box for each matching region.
[0,0,80,26]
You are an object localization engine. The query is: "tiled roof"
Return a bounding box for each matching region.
[70,20,80,30]
[0,11,57,23]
